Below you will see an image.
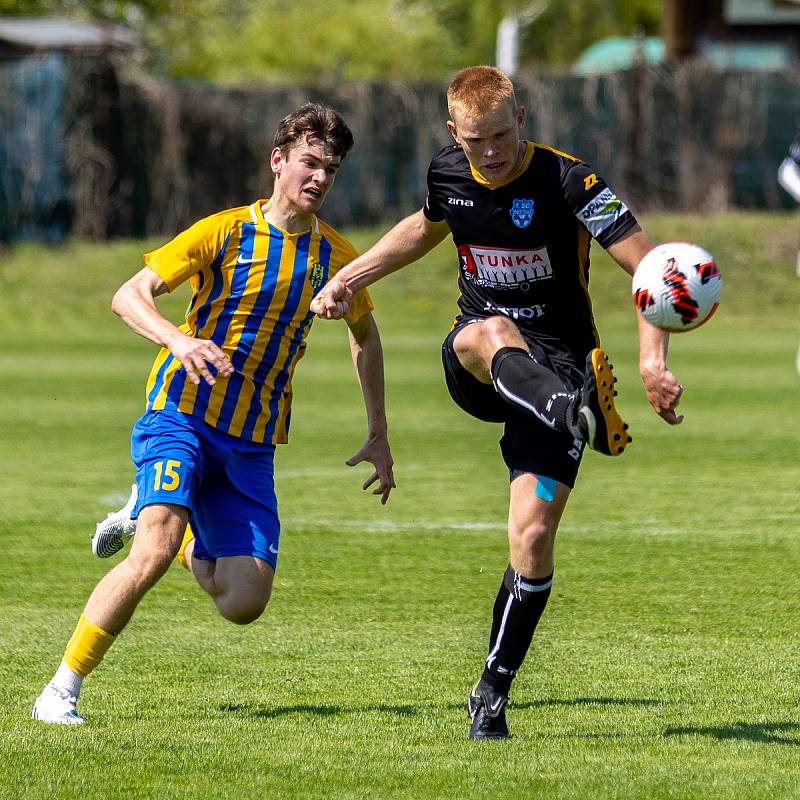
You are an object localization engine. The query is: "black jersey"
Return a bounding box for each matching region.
[424,141,638,355]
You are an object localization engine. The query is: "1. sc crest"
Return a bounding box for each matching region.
[510,198,535,228]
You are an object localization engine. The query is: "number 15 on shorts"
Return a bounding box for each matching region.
[153,459,182,491]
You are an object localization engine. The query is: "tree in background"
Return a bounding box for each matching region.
[1,0,661,79]
[518,0,661,67]
[148,0,467,82]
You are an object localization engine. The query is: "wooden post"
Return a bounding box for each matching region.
[662,0,694,58]
[662,0,725,59]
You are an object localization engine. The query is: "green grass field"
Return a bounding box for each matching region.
[1,211,799,799]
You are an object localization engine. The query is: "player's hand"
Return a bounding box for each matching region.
[640,360,684,425]
[311,277,353,320]
[168,332,233,386]
[346,433,396,505]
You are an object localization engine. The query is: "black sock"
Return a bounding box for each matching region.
[480,565,554,696]
[490,347,575,432]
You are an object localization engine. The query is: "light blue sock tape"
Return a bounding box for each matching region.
[535,475,557,502]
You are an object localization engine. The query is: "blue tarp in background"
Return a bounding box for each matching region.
[0,53,71,243]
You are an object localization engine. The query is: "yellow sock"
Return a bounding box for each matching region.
[63,614,116,678]
[176,524,195,569]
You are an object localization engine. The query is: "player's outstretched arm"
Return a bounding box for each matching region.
[606,229,684,425]
[636,316,684,425]
[345,312,395,504]
[112,267,233,386]
[311,210,449,319]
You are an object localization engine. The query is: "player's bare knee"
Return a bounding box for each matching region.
[481,315,522,348]
[219,598,269,625]
[514,520,555,559]
[454,317,520,378]
[217,589,271,625]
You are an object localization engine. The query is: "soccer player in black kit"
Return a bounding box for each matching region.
[313,66,684,739]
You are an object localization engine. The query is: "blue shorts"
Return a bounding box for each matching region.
[130,410,280,568]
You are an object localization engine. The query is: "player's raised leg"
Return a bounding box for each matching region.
[453,317,630,455]
[454,316,577,428]
[33,503,186,724]
[468,473,570,740]
[92,483,138,558]
[173,436,280,625]
[189,555,274,624]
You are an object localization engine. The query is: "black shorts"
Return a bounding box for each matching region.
[441,319,586,488]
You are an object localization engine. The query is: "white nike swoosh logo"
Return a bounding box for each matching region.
[236,254,268,265]
[268,543,279,555]
[487,696,506,715]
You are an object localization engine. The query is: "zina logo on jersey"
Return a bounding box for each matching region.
[458,244,552,290]
[510,198,535,228]
[447,196,474,207]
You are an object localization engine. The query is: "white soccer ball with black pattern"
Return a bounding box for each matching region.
[632,243,722,332]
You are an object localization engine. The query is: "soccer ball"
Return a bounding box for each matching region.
[632,243,722,332]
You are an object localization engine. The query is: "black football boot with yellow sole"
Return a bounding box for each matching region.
[576,348,631,456]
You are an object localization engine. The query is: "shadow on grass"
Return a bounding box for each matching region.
[218,702,418,719]
[219,696,663,723]
[514,696,664,710]
[442,696,664,713]
[664,721,800,746]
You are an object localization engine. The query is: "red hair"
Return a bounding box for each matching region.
[447,66,517,119]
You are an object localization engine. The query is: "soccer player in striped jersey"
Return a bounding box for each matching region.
[33,104,395,725]
[313,67,685,739]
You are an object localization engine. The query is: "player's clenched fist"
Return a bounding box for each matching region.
[311,277,353,319]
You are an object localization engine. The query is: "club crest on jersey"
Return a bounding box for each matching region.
[510,198,535,228]
[308,261,326,292]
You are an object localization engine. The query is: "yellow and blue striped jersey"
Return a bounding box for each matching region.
[142,200,373,444]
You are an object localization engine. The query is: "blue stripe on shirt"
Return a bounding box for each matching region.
[241,231,313,440]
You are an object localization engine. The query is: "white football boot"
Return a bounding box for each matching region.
[32,684,85,725]
[92,484,138,558]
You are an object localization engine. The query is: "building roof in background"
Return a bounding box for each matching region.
[0,17,136,52]
[725,0,800,25]
[572,37,665,75]
[573,35,794,74]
